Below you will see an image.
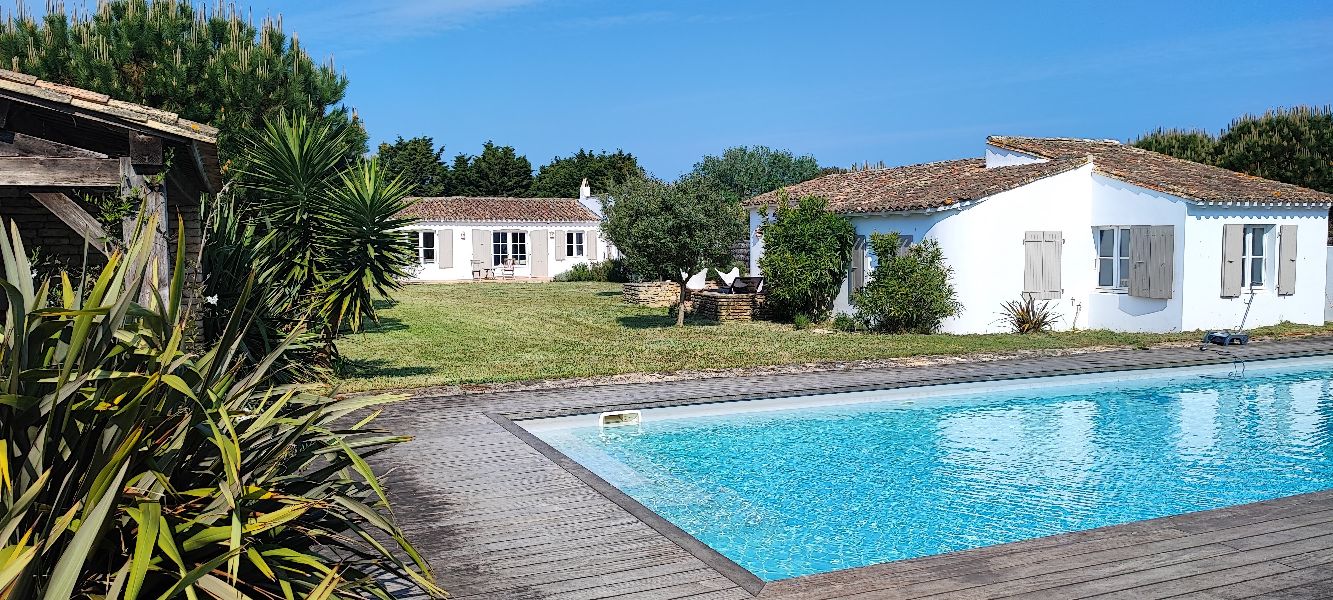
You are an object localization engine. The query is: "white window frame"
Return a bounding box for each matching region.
[1241,224,1271,289]
[492,230,528,266]
[566,231,585,258]
[1094,227,1132,290]
[418,230,436,265]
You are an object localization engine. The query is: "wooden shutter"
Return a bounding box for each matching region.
[1221,224,1244,298]
[850,235,867,292]
[555,230,566,260]
[1022,231,1043,297]
[1146,225,1174,299]
[1023,231,1062,300]
[1129,225,1174,299]
[472,229,491,267]
[1278,224,1298,295]
[439,229,454,268]
[587,232,599,260]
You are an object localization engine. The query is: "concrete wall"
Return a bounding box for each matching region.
[403,221,608,281]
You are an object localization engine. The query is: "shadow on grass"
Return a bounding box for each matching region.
[617,315,723,329]
[360,317,408,333]
[372,298,398,311]
[594,291,620,297]
[336,358,435,379]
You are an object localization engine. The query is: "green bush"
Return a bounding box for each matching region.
[757,194,856,321]
[852,232,961,333]
[793,313,813,330]
[554,258,631,282]
[0,214,442,598]
[832,312,859,332]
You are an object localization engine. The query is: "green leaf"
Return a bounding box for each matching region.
[43,461,129,600]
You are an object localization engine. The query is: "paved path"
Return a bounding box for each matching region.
[376,336,1333,599]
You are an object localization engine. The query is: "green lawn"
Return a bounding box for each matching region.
[332,282,1333,392]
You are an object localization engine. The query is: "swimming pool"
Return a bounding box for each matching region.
[520,357,1333,581]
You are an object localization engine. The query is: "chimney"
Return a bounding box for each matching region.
[579,178,592,200]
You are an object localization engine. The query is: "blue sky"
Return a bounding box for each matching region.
[249,0,1329,179]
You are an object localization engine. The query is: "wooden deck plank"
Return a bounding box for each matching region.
[378,337,1333,599]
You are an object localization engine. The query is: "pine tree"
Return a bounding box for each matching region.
[1214,106,1333,195]
[530,149,643,198]
[1131,128,1218,165]
[377,136,451,196]
[451,141,533,196]
[0,0,361,161]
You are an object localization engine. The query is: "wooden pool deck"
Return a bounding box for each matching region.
[375,337,1333,599]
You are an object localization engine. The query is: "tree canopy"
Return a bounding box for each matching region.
[1132,106,1333,195]
[377,136,451,196]
[601,175,747,325]
[688,145,823,201]
[0,0,364,161]
[531,149,643,198]
[451,141,533,196]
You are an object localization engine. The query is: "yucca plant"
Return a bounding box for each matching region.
[0,210,444,598]
[999,295,1061,334]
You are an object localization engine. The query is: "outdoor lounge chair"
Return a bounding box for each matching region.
[715,267,740,291]
[731,276,764,294]
[501,258,516,279]
[681,268,709,291]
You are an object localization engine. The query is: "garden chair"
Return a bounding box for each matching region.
[715,267,740,291]
[471,259,484,280]
[681,268,709,291]
[731,276,765,294]
[501,258,516,279]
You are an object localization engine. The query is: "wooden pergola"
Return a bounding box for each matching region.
[0,68,221,319]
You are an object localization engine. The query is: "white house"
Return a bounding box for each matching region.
[398,182,612,281]
[746,136,1333,334]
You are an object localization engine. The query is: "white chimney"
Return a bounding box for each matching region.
[579,177,592,200]
[577,178,602,218]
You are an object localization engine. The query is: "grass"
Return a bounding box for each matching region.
[332,282,1333,393]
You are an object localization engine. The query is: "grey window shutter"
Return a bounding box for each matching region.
[439,229,454,268]
[1278,224,1298,295]
[1146,225,1174,299]
[1041,231,1062,299]
[851,235,867,292]
[587,232,599,260]
[555,230,566,260]
[1022,231,1043,297]
[1128,225,1151,297]
[472,229,491,267]
[1221,224,1244,298]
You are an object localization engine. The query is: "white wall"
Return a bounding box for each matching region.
[403,221,607,282]
[1180,205,1328,330]
[984,144,1047,168]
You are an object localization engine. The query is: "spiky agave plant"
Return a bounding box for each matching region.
[0,211,444,598]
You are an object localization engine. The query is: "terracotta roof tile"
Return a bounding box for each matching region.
[399,197,600,223]
[988,136,1333,205]
[747,157,1089,213]
[0,68,218,142]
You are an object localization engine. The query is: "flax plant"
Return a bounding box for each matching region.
[0,211,443,598]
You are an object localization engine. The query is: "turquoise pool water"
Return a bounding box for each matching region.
[525,359,1333,581]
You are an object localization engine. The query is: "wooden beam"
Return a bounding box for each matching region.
[29,192,110,256]
[0,99,12,129]
[121,157,171,302]
[0,130,107,158]
[0,157,120,187]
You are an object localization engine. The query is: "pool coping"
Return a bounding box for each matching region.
[487,342,1333,597]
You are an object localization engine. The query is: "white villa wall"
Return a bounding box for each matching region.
[1179,205,1327,331]
[403,221,607,282]
[1082,174,1189,332]
[985,144,1046,168]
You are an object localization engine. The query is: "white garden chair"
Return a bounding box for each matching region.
[715,267,740,290]
[681,268,709,291]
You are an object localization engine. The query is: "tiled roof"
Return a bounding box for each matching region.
[747,157,1089,213]
[399,197,601,223]
[988,136,1333,205]
[0,68,219,143]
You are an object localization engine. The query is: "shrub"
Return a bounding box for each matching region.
[1000,295,1062,333]
[757,194,856,321]
[852,232,961,333]
[793,313,813,330]
[832,312,859,332]
[0,215,443,598]
[554,258,631,282]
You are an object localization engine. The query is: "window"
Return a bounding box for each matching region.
[1095,227,1131,288]
[1242,225,1269,288]
[418,230,436,265]
[492,231,528,266]
[566,232,585,257]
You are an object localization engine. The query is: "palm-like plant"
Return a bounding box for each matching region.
[0,212,443,598]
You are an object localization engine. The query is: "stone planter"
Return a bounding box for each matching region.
[693,291,766,322]
[622,281,681,307]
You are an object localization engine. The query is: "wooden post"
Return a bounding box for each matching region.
[121,155,169,304]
